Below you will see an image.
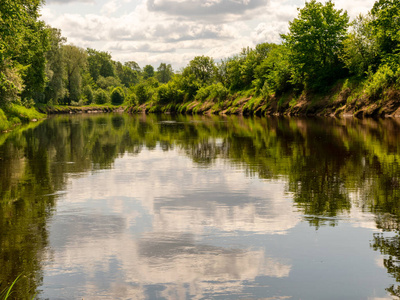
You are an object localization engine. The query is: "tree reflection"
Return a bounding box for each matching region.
[2,114,400,297]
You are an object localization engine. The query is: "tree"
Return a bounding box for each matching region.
[341,14,379,77]
[94,89,110,104]
[45,27,67,104]
[63,45,87,104]
[157,63,173,83]
[96,76,122,90]
[115,62,139,87]
[125,61,141,74]
[183,56,216,86]
[111,87,125,105]
[143,65,155,79]
[87,48,115,82]
[370,0,400,56]
[282,0,349,90]
[0,0,49,105]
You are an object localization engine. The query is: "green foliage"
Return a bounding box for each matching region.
[44,27,66,104]
[87,48,115,81]
[82,85,94,104]
[143,65,155,79]
[0,0,49,105]
[341,14,379,77]
[371,0,400,56]
[195,83,229,102]
[126,92,138,105]
[365,63,398,98]
[96,76,122,90]
[135,83,150,104]
[0,62,25,106]
[183,56,216,86]
[157,82,184,105]
[253,45,291,96]
[115,62,139,87]
[111,87,125,105]
[157,63,173,83]
[94,89,110,104]
[63,45,87,104]
[282,0,349,90]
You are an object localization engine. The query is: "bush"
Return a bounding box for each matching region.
[126,92,138,105]
[111,87,125,105]
[82,85,94,104]
[195,83,229,102]
[157,82,184,105]
[365,64,396,98]
[94,89,110,104]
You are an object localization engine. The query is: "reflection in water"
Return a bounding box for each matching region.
[1,114,400,298]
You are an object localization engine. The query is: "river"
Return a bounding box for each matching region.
[1,113,400,299]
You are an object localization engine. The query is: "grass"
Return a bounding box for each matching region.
[1,104,45,132]
[0,275,20,300]
[0,275,36,300]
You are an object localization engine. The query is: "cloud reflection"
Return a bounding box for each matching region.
[42,148,297,298]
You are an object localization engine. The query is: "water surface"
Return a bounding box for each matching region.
[1,114,400,299]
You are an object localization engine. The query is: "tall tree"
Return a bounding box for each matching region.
[370,0,400,56]
[143,65,155,80]
[183,56,216,86]
[115,61,139,87]
[341,14,379,76]
[63,45,87,104]
[282,0,349,90]
[44,27,67,104]
[157,63,173,83]
[0,0,49,105]
[87,48,115,82]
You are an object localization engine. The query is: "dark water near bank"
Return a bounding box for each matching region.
[2,114,400,299]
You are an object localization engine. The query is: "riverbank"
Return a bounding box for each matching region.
[127,80,400,118]
[0,105,45,132]
[2,79,399,133]
[36,104,126,114]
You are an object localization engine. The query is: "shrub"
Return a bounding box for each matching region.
[94,89,110,104]
[111,87,125,105]
[365,64,396,98]
[126,92,138,105]
[82,85,94,104]
[195,83,229,102]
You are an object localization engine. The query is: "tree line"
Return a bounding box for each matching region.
[1,0,399,110]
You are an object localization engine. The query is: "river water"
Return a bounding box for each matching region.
[1,113,400,299]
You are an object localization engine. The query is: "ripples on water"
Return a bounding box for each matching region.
[1,114,400,299]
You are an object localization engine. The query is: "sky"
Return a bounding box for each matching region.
[40,0,376,70]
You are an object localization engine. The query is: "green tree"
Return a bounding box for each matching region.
[96,76,122,90]
[111,87,125,105]
[94,89,110,104]
[82,85,94,104]
[282,0,349,90]
[157,63,173,83]
[183,56,216,86]
[341,14,379,76]
[44,27,67,104]
[115,62,139,87]
[87,48,115,82]
[370,0,400,56]
[63,45,87,104]
[0,0,49,105]
[253,44,291,96]
[124,61,141,74]
[143,65,155,79]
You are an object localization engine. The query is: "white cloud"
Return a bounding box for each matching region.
[40,0,379,69]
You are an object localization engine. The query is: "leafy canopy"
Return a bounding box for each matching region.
[282,0,349,90]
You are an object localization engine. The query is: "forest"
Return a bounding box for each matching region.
[1,0,400,130]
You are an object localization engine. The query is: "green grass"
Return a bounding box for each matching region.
[0,104,45,132]
[0,275,20,300]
